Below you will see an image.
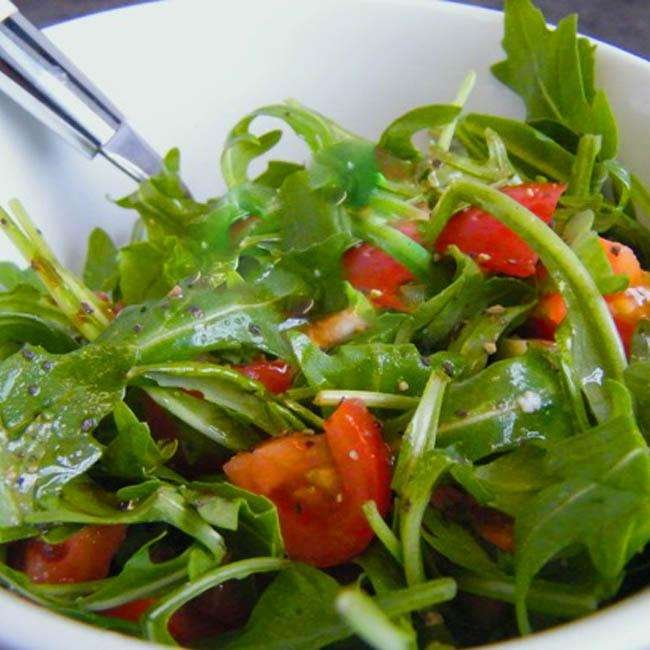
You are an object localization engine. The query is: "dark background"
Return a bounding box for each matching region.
[11,0,650,60]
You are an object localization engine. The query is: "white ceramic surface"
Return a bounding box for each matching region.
[0,1,648,648]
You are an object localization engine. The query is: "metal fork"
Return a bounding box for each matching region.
[0,0,166,184]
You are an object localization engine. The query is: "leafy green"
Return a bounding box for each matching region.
[0,344,133,526]
[82,228,119,294]
[0,262,43,292]
[378,105,460,160]
[493,0,618,158]
[513,382,650,632]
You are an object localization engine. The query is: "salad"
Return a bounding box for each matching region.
[0,0,649,647]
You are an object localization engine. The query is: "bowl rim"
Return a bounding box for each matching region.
[0,1,648,648]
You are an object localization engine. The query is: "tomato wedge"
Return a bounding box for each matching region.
[16,525,126,584]
[343,220,422,310]
[530,238,649,354]
[233,358,294,394]
[224,399,392,567]
[435,183,566,277]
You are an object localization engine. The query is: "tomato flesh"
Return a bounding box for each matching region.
[233,358,294,394]
[224,399,392,567]
[17,525,126,584]
[343,220,422,310]
[435,183,566,278]
[530,238,649,354]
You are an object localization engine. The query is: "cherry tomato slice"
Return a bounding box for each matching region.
[17,525,126,584]
[435,183,566,277]
[233,358,294,394]
[343,220,422,311]
[224,399,392,567]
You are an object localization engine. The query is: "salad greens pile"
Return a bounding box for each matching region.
[0,0,648,647]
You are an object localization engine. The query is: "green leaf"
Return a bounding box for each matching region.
[82,228,119,294]
[513,382,650,633]
[28,479,227,559]
[459,114,575,181]
[438,353,573,461]
[0,262,43,292]
[492,0,618,158]
[99,402,176,481]
[0,344,133,526]
[290,334,430,395]
[186,480,284,557]
[99,279,294,363]
[378,105,461,160]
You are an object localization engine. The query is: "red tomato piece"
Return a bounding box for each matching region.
[343,220,422,311]
[530,238,649,354]
[104,597,156,622]
[224,399,392,567]
[233,358,294,394]
[18,525,126,584]
[435,183,566,277]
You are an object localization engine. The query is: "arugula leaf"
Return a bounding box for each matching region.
[28,479,226,559]
[0,286,78,353]
[186,480,284,557]
[0,344,133,526]
[100,278,294,363]
[0,262,43,292]
[458,114,575,182]
[513,382,650,633]
[493,0,618,159]
[82,228,119,294]
[378,105,461,160]
[290,334,430,395]
[98,402,177,481]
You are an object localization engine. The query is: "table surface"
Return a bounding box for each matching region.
[11,0,650,59]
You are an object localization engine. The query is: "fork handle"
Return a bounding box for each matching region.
[0,0,163,182]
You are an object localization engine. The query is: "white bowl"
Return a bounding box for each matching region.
[0,1,648,648]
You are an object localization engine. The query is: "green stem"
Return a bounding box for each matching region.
[424,180,626,391]
[437,71,477,151]
[457,574,598,619]
[567,135,602,198]
[144,557,287,644]
[354,213,432,282]
[315,389,419,410]
[336,589,415,650]
[363,501,403,563]
[375,577,457,616]
[369,189,429,221]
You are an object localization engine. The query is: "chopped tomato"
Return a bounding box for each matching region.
[530,238,649,354]
[224,399,392,567]
[343,220,422,310]
[233,358,294,393]
[17,525,126,584]
[432,485,514,553]
[435,183,566,277]
[104,597,156,622]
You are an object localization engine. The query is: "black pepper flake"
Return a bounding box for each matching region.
[0,217,7,226]
[118,501,130,512]
[80,302,94,315]
[21,348,35,361]
[133,323,143,333]
[455,409,468,419]
[42,361,53,372]
[27,385,40,397]
[304,440,315,448]
[248,323,262,336]
[294,502,303,514]
[431,159,443,169]
[187,305,204,319]
[81,417,96,432]
[442,360,455,377]
[610,244,621,256]
[139,305,148,314]
[16,476,26,488]
[420,356,431,367]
